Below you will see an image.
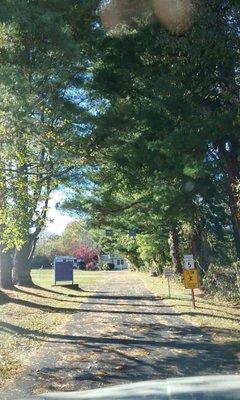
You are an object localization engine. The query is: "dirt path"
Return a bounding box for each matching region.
[1,271,239,399]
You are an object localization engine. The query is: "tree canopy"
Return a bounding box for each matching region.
[0,0,239,288]
[62,0,240,273]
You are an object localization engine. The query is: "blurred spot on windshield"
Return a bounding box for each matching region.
[100,0,196,35]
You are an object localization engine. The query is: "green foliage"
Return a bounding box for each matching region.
[36,234,66,259]
[100,263,112,271]
[0,1,239,297]
[30,255,52,269]
[62,1,240,285]
[0,1,100,252]
[35,221,98,260]
[202,262,240,302]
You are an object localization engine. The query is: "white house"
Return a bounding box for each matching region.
[100,254,128,270]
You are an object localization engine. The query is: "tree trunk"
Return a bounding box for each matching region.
[0,244,13,289]
[168,223,182,273]
[227,182,240,259]
[12,240,33,286]
[190,221,210,275]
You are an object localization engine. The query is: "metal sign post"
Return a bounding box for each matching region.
[183,255,199,309]
[167,277,171,298]
[191,289,196,309]
[163,268,174,298]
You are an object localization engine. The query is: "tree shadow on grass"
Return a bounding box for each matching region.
[13,287,84,304]
[2,291,240,323]
[12,288,239,318]
[2,295,78,313]
[31,284,162,301]
[29,284,113,297]
[8,287,172,308]
[0,290,9,305]
[1,290,162,313]
[161,302,240,316]
[162,295,239,308]
[32,284,85,294]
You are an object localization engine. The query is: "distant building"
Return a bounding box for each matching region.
[100,254,128,270]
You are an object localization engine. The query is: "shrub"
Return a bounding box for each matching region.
[202,262,240,303]
[100,262,116,271]
[30,255,52,269]
[100,263,111,271]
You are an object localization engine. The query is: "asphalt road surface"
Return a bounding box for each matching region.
[1,271,239,399]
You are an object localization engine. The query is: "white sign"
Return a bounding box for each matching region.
[163,268,174,278]
[101,254,111,261]
[54,256,74,263]
[184,254,195,269]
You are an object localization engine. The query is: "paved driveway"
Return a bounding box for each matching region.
[2,271,239,398]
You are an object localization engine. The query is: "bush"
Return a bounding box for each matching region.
[202,262,240,303]
[100,263,109,271]
[30,255,52,269]
[100,263,114,271]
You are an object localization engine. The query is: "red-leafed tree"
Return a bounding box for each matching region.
[69,241,99,265]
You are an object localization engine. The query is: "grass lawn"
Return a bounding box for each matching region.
[138,272,240,346]
[31,268,106,288]
[0,269,108,387]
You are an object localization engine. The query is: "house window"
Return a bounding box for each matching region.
[117,259,120,265]
[121,260,124,265]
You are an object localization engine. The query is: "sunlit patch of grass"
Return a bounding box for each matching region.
[31,269,107,291]
[137,272,240,345]
[0,350,21,381]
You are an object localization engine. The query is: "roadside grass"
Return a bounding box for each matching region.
[0,269,108,387]
[138,272,240,345]
[31,268,106,289]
